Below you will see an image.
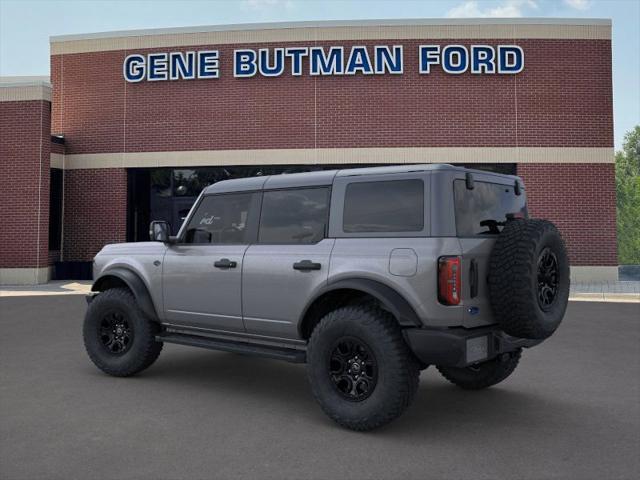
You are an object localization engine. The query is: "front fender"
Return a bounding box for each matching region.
[92,267,159,321]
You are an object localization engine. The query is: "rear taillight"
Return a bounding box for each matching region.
[438,256,461,306]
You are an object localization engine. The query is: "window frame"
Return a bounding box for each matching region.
[256,186,332,245]
[329,173,431,238]
[176,191,261,246]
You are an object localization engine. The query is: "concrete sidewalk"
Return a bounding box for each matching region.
[1,279,639,302]
[570,281,640,303]
[0,281,91,297]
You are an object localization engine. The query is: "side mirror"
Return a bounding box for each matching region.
[149,220,171,242]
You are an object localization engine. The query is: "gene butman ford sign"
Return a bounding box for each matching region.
[123,44,524,82]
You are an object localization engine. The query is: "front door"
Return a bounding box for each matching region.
[162,191,260,333]
[242,187,333,339]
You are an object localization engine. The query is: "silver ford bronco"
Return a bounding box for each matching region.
[84,164,570,431]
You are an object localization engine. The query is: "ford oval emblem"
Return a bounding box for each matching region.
[468,306,480,315]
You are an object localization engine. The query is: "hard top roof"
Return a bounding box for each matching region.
[203,163,519,194]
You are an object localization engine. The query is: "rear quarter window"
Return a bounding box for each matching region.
[343,179,424,233]
[454,180,527,236]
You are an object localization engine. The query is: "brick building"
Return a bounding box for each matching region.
[0,18,616,284]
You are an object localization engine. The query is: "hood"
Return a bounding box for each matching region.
[97,242,167,256]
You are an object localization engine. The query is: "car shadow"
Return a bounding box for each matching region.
[129,346,586,437]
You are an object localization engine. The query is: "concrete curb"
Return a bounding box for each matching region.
[569,293,640,303]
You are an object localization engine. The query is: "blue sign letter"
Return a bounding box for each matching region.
[470,45,496,74]
[234,49,257,77]
[309,47,344,75]
[285,47,308,76]
[124,54,145,82]
[442,45,468,74]
[198,51,219,79]
[498,46,524,74]
[374,45,403,74]
[259,48,285,77]
[419,45,440,74]
[170,52,196,80]
[147,53,168,81]
[345,46,373,75]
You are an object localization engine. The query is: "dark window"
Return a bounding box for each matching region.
[184,193,256,244]
[48,169,63,250]
[343,180,424,233]
[454,180,528,236]
[259,188,329,244]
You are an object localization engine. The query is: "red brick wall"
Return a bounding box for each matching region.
[51,141,65,154]
[0,100,50,269]
[518,163,617,266]
[51,39,612,154]
[62,168,127,261]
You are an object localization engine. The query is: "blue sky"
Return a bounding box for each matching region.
[1,0,638,149]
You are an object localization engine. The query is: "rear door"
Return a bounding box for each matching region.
[454,175,528,327]
[242,187,333,339]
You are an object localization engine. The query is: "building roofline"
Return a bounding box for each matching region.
[50,17,611,43]
[0,76,51,88]
[0,77,51,102]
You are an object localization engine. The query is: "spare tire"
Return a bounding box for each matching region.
[488,219,570,339]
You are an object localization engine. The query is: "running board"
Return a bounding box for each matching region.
[156,333,307,363]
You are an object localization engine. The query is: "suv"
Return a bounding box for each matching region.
[84,164,570,431]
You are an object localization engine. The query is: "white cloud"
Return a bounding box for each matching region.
[242,0,294,10]
[563,0,591,10]
[446,0,538,18]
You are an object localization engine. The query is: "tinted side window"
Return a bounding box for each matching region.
[343,179,424,233]
[184,193,256,244]
[454,180,528,236]
[259,188,330,244]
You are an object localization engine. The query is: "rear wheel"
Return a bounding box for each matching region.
[307,304,420,431]
[437,349,522,390]
[83,288,163,377]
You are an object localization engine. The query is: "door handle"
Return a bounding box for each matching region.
[214,258,237,269]
[293,260,321,271]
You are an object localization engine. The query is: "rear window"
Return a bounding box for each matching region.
[258,188,330,244]
[454,180,527,236]
[343,179,424,233]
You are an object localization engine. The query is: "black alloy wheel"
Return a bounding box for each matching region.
[329,337,378,402]
[537,247,559,310]
[99,310,134,355]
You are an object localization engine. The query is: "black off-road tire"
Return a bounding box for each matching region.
[307,304,420,431]
[488,219,570,340]
[83,288,163,377]
[437,349,522,390]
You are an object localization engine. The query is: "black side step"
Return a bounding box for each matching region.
[156,333,306,364]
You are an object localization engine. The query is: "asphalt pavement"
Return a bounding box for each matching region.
[1,296,639,480]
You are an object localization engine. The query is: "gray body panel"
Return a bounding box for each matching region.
[242,239,335,338]
[92,163,526,347]
[162,244,248,332]
[328,237,463,327]
[92,242,167,320]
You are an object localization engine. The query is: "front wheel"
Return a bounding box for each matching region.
[83,288,163,377]
[436,349,522,390]
[307,304,420,431]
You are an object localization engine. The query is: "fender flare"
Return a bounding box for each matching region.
[299,278,422,334]
[92,267,158,321]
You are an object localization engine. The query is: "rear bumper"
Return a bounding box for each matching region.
[403,325,542,368]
